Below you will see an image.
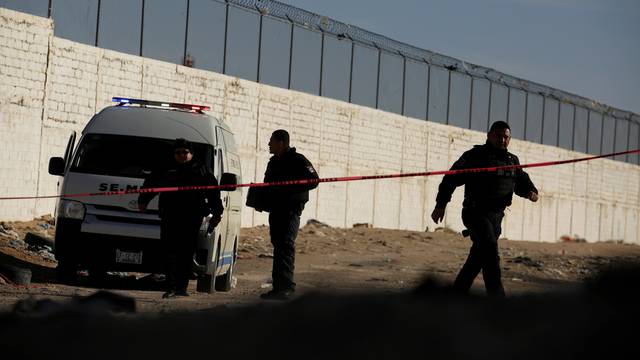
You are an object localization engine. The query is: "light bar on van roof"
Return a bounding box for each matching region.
[112,97,211,112]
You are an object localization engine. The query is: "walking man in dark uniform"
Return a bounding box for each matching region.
[431,121,538,296]
[138,138,223,299]
[259,129,319,300]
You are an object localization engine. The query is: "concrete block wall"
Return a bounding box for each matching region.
[1,8,639,243]
[0,9,51,220]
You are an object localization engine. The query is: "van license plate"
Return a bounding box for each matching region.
[115,249,143,264]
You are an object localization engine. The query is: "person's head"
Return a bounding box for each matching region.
[487,121,511,150]
[269,129,290,156]
[173,138,194,164]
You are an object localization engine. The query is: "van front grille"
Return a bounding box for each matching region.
[93,204,159,215]
[95,215,160,226]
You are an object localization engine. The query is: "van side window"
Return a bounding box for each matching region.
[221,129,237,153]
[216,127,225,149]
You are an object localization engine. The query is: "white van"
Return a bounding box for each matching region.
[48,97,242,293]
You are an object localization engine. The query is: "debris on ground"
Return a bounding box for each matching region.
[1,215,640,314]
[0,223,20,240]
[306,219,330,228]
[560,235,586,243]
[508,256,544,269]
[24,232,54,248]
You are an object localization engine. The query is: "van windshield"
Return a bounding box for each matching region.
[70,134,214,178]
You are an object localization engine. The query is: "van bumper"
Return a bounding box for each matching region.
[54,218,167,273]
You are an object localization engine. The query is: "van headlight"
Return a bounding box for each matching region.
[58,200,86,220]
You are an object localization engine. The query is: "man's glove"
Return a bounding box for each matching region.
[208,215,222,233]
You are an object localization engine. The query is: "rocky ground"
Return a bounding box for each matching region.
[1,216,639,313]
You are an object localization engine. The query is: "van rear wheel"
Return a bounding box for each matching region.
[196,241,220,294]
[56,260,78,285]
[196,273,215,294]
[215,240,236,292]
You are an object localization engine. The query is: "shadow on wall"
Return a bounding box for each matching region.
[1,265,640,359]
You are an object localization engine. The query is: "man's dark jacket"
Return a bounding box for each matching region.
[435,143,537,211]
[261,147,319,213]
[138,160,223,220]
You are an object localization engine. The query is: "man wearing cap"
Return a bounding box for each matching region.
[138,138,223,298]
[431,121,539,296]
[253,129,319,300]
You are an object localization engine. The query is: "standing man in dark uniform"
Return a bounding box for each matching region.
[259,129,319,300]
[138,138,223,299]
[431,121,538,296]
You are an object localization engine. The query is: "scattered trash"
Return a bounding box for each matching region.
[306,219,329,228]
[560,234,586,243]
[35,248,56,261]
[509,256,544,269]
[0,224,20,240]
[258,253,274,259]
[548,268,566,277]
[353,223,372,228]
[260,283,272,289]
[25,232,54,248]
[25,235,56,261]
[9,238,26,249]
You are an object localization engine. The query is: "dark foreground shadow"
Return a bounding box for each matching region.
[1,265,639,360]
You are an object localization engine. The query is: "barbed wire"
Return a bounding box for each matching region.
[226,0,638,123]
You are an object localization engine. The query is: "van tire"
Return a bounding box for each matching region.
[215,240,236,292]
[196,273,215,294]
[196,241,220,294]
[56,260,78,285]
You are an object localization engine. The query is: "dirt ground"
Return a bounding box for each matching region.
[1,216,639,313]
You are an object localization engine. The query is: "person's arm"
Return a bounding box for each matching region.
[294,154,319,191]
[431,151,472,223]
[514,156,539,202]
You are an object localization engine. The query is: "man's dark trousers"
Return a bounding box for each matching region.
[161,216,201,292]
[453,207,505,296]
[269,210,300,291]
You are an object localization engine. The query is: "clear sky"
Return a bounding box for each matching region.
[279,0,640,115]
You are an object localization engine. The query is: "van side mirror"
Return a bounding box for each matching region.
[48,157,65,176]
[220,173,238,192]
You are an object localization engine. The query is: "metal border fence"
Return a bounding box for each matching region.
[2,0,639,164]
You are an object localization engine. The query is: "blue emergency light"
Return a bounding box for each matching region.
[112,97,211,112]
